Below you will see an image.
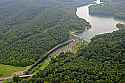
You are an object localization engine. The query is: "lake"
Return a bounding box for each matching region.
[76,0,125,41]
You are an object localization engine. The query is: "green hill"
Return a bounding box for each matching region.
[10,28,125,82]
[0,0,92,67]
[89,0,125,20]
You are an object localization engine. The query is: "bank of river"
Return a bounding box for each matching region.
[76,0,125,41]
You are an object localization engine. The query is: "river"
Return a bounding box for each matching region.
[76,0,125,41]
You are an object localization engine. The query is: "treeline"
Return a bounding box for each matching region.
[0,0,92,66]
[89,0,125,20]
[11,29,125,82]
[34,29,125,82]
[89,3,113,17]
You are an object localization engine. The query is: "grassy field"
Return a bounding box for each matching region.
[0,64,25,78]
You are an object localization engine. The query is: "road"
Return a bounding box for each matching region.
[12,38,78,79]
[20,32,80,77]
[27,38,78,72]
[0,32,80,82]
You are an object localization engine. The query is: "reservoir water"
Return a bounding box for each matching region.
[76,0,125,41]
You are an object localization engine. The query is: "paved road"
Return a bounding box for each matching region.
[27,39,78,72]
[15,38,78,78]
[0,38,78,82]
[0,33,80,82]
[19,75,32,78]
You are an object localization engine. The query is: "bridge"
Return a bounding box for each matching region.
[18,32,81,78]
[0,32,81,82]
[15,38,79,79]
[26,38,79,72]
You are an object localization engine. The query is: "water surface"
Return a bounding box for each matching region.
[76,0,125,41]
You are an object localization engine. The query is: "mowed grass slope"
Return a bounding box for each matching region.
[0,64,25,78]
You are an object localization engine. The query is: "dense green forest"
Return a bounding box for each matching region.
[9,28,125,82]
[2,0,125,82]
[89,0,125,19]
[0,0,92,67]
[89,2,113,17]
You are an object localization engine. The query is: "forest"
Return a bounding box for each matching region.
[7,27,125,82]
[89,0,125,20]
[0,0,92,67]
[2,0,125,82]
